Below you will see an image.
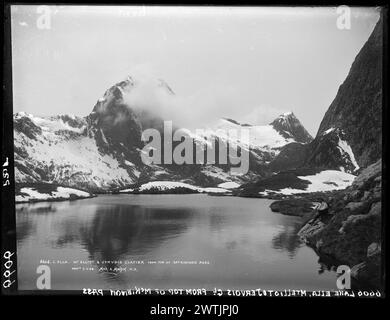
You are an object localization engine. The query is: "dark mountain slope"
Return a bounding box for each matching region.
[316,16,383,168]
[269,16,383,175]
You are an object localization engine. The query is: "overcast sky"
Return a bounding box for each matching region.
[11,6,380,135]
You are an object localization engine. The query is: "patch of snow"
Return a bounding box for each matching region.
[138,181,201,192]
[259,170,356,196]
[14,127,137,188]
[217,181,240,189]
[323,127,335,135]
[299,170,355,193]
[53,187,90,198]
[338,138,360,171]
[132,169,141,178]
[100,129,108,144]
[17,188,51,201]
[117,86,124,95]
[214,119,295,149]
[124,160,135,166]
[202,187,229,193]
[28,115,86,133]
[16,186,90,203]
[121,181,231,194]
[153,170,169,176]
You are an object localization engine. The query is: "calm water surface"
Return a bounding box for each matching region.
[16,194,339,290]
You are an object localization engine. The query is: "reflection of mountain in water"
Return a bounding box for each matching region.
[16,203,59,243]
[79,205,195,269]
[16,195,343,290]
[17,201,197,279]
[16,218,36,245]
[271,223,303,258]
[17,203,58,214]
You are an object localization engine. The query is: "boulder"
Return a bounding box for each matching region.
[352,159,382,189]
[368,202,381,216]
[367,242,381,258]
[339,214,367,233]
[298,218,325,238]
[346,201,366,211]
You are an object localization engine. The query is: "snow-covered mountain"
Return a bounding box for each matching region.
[14,77,313,192]
[270,112,313,144]
[14,112,142,192]
[212,113,312,150]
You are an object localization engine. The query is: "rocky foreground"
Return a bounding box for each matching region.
[270,159,382,289]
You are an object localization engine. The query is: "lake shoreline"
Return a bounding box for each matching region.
[15,180,340,204]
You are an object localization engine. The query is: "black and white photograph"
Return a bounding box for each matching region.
[1,4,386,298]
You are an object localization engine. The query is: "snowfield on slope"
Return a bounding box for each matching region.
[259,170,356,196]
[205,118,296,150]
[15,112,86,133]
[16,186,92,203]
[14,113,138,189]
[120,181,230,194]
[182,118,297,164]
[217,181,241,189]
[337,137,360,172]
[321,127,360,172]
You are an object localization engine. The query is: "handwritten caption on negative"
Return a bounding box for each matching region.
[82,287,382,298]
[40,259,210,274]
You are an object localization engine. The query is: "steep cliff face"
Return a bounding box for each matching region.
[316,16,383,168]
[269,127,361,174]
[304,128,360,173]
[269,16,383,175]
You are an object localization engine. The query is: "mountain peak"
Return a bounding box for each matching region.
[275,111,297,121]
[281,111,294,117]
[270,112,312,144]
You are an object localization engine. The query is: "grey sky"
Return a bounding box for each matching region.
[11,6,380,135]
